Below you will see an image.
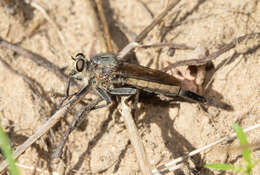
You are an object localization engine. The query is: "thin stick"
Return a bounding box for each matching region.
[121,97,153,175]
[0,38,76,85]
[52,97,102,158]
[30,1,68,56]
[117,41,194,59]
[135,0,181,42]
[118,0,181,59]
[0,81,93,172]
[117,42,140,59]
[137,42,194,50]
[95,0,114,53]
[152,123,260,174]
[137,0,154,18]
[0,56,53,106]
[164,32,260,70]
[86,0,107,53]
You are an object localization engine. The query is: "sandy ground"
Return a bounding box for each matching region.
[0,0,260,174]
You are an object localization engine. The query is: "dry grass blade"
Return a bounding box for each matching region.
[137,42,194,50]
[0,38,71,84]
[52,97,103,158]
[29,1,68,56]
[152,123,260,174]
[0,56,56,109]
[118,0,181,60]
[117,42,140,59]
[95,0,114,53]
[0,82,93,172]
[86,0,107,53]
[120,97,153,175]
[135,0,181,42]
[164,32,260,70]
[117,42,194,59]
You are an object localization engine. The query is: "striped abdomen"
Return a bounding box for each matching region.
[124,78,181,97]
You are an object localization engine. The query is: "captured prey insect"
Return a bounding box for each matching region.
[69,53,206,105]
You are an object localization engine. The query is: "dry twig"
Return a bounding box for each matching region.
[164,32,260,70]
[86,0,107,53]
[137,42,194,50]
[135,0,181,42]
[29,1,69,56]
[52,97,102,158]
[120,97,153,175]
[95,0,114,53]
[117,0,181,60]
[0,38,78,86]
[0,81,93,172]
[152,123,260,174]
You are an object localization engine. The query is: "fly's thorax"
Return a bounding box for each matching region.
[92,60,118,80]
[94,67,117,89]
[110,76,127,86]
[91,53,118,68]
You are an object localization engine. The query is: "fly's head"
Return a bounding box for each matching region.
[71,53,93,84]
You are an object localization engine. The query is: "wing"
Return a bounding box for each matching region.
[116,62,180,86]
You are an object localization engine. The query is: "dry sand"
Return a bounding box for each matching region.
[0,0,259,174]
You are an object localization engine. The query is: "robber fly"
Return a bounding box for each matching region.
[70,53,206,105]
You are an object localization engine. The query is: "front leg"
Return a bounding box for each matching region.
[95,86,112,109]
[109,87,139,117]
[95,87,137,109]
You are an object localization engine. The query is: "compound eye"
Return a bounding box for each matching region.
[76,58,85,72]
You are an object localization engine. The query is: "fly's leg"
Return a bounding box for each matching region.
[132,89,140,117]
[178,88,206,103]
[95,87,139,112]
[95,87,137,108]
[58,70,84,108]
[109,87,139,117]
[95,86,113,109]
[66,70,82,97]
[57,75,77,108]
[52,97,102,158]
[65,76,74,97]
[109,87,137,95]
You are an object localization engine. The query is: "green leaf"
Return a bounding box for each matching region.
[205,163,235,170]
[233,123,252,164]
[0,123,20,175]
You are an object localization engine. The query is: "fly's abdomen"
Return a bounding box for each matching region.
[112,77,206,103]
[126,78,206,103]
[126,78,180,96]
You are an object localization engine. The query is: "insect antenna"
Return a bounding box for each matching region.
[71,56,76,61]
